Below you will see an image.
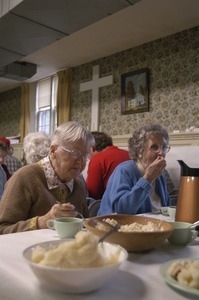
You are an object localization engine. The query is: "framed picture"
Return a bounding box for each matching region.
[121,68,149,114]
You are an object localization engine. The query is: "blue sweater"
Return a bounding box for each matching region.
[97,160,170,215]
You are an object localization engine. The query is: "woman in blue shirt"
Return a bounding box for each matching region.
[98,123,171,215]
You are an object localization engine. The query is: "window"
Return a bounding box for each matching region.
[36,75,58,134]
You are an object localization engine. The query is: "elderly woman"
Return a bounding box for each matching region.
[23,131,51,164]
[23,131,89,196]
[98,123,171,215]
[0,121,94,234]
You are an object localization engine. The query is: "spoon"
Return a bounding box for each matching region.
[189,220,199,229]
[90,219,121,243]
[99,223,121,243]
[56,201,84,220]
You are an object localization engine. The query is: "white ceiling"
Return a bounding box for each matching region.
[0,0,198,93]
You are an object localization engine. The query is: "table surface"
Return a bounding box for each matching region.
[0,213,198,300]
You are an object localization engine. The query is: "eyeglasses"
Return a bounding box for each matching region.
[147,144,171,154]
[59,147,89,160]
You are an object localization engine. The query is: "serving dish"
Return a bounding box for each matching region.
[84,214,174,252]
[23,239,128,293]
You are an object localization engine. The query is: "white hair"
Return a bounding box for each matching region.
[23,132,50,164]
[51,121,95,147]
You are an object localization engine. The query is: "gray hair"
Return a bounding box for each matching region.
[23,132,50,164]
[51,121,95,148]
[128,123,169,160]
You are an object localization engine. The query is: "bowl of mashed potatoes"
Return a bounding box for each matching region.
[84,214,174,252]
[23,231,128,293]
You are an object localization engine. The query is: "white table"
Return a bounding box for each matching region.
[0,215,198,300]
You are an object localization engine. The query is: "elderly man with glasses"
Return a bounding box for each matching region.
[98,123,171,216]
[0,121,94,234]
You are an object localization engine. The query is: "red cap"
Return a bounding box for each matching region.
[0,137,10,147]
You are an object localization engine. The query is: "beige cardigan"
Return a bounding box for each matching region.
[0,164,88,234]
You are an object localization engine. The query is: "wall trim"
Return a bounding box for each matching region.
[12,132,199,161]
[112,132,199,147]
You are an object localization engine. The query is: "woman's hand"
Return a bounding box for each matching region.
[143,156,166,183]
[37,202,78,229]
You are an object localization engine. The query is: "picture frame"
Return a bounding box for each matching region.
[121,68,149,114]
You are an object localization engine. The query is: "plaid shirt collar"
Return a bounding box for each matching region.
[40,156,74,192]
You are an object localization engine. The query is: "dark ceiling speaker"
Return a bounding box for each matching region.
[0,62,37,81]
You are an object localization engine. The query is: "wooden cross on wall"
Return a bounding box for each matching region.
[80,65,113,131]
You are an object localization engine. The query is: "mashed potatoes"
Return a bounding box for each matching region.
[168,259,199,289]
[96,218,163,232]
[31,231,121,268]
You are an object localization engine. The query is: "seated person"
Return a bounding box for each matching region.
[23,131,89,197]
[98,123,171,215]
[23,131,51,164]
[0,142,8,198]
[0,137,22,175]
[86,131,130,200]
[0,121,94,234]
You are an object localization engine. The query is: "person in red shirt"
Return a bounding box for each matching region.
[86,131,130,200]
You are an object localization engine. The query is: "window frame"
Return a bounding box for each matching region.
[36,75,57,135]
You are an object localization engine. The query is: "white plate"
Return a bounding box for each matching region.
[160,258,199,299]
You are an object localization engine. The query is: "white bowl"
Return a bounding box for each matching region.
[23,239,128,293]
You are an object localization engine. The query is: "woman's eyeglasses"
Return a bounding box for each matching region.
[147,144,170,154]
[59,146,89,159]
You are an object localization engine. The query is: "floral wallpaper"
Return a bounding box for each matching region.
[0,87,21,136]
[0,26,198,137]
[71,26,199,135]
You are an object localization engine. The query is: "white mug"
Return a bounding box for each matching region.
[168,221,198,246]
[168,206,176,220]
[47,217,83,239]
